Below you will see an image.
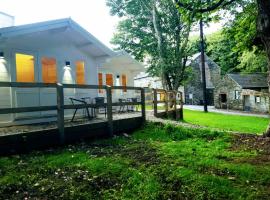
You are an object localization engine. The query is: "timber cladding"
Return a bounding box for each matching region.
[0,117,144,155]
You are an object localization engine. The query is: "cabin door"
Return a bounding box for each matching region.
[219,93,227,109]
[12,52,41,119]
[244,95,251,111]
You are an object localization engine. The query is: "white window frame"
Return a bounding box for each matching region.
[234,90,240,100]
[255,96,261,103]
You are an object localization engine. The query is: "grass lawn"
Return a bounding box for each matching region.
[183,109,269,134]
[1,123,270,199]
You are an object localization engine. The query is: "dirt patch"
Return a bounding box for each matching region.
[0,167,122,200]
[231,134,270,165]
[119,142,160,167]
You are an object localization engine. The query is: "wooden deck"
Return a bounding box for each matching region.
[0,112,143,155]
[0,82,183,155]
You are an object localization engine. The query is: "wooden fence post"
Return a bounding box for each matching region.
[174,91,177,120]
[141,88,146,122]
[165,90,169,117]
[153,89,158,117]
[56,83,65,144]
[106,86,113,136]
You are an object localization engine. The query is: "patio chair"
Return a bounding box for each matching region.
[127,98,138,112]
[118,98,127,113]
[93,97,107,118]
[69,97,92,122]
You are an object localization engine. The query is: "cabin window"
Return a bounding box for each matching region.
[76,61,85,84]
[42,57,57,83]
[122,74,127,92]
[98,73,103,93]
[106,74,113,86]
[234,90,240,100]
[255,96,261,103]
[16,53,35,82]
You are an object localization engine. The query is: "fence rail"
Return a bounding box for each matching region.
[0,82,146,144]
[0,82,183,144]
[152,88,183,120]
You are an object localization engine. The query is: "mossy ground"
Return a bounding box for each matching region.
[1,122,270,199]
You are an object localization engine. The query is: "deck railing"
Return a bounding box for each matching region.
[153,88,183,120]
[0,82,145,144]
[0,82,183,143]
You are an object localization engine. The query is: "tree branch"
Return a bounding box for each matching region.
[175,0,237,13]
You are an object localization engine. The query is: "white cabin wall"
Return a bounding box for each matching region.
[98,66,139,102]
[38,44,99,117]
[0,49,12,123]
[0,43,100,122]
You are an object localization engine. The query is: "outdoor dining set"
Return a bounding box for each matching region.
[69,97,139,122]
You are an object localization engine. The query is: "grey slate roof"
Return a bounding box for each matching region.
[228,73,268,89]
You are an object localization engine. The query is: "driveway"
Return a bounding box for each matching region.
[184,105,269,118]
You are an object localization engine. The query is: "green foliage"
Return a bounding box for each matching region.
[186,0,267,73]
[107,0,193,90]
[237,46,268,72]
[183,109,269,134]
[1,123,270,199]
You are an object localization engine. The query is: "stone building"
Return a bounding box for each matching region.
[214,73,269,113]
[184,53,221,105]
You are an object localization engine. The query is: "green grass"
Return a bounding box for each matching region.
[183,109,269,134]
[1,123,270,199]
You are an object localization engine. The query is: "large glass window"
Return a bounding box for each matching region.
[42,57,57,83]
[98,73,103,93]
[16,53,35,82]
[122,74,127,92]
[76,61,85,84]
[106,74,113,86]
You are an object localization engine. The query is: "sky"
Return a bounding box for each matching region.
[0,0,222,49]
[0,0,120,48]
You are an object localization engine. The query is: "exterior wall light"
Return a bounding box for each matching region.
[65,61,71,67]
[0,52,4,59]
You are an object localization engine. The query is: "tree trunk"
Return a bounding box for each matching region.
[256,0,270,136]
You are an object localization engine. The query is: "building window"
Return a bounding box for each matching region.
[122,74,127,92]
[98,73,103,93]
[255,96,261,103]
[106,74,113,86]
[76,61,85,84]
[234,90,240,100]
[42,57,57,83]
[16,53,35,82]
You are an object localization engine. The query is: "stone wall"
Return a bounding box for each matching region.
[214,75,269,113]
[214,75,243,110]
[185,55,221,105]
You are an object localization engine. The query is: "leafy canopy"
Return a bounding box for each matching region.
[107,0,194,90]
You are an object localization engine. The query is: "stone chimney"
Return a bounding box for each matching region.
[0,11,14,28]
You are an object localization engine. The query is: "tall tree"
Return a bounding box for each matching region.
[176,0,270,135]
[107,0,194,90]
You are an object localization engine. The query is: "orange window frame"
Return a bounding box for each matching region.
[122,74,127,92]
[98,73,103,93]
[42,57,57,83]
[76,61,85,84]
[16,53,35,83]
[106,74,113,87]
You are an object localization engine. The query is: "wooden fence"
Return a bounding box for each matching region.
[153,88,183,120]
[0,82,145,144]
[0,82,183,142]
